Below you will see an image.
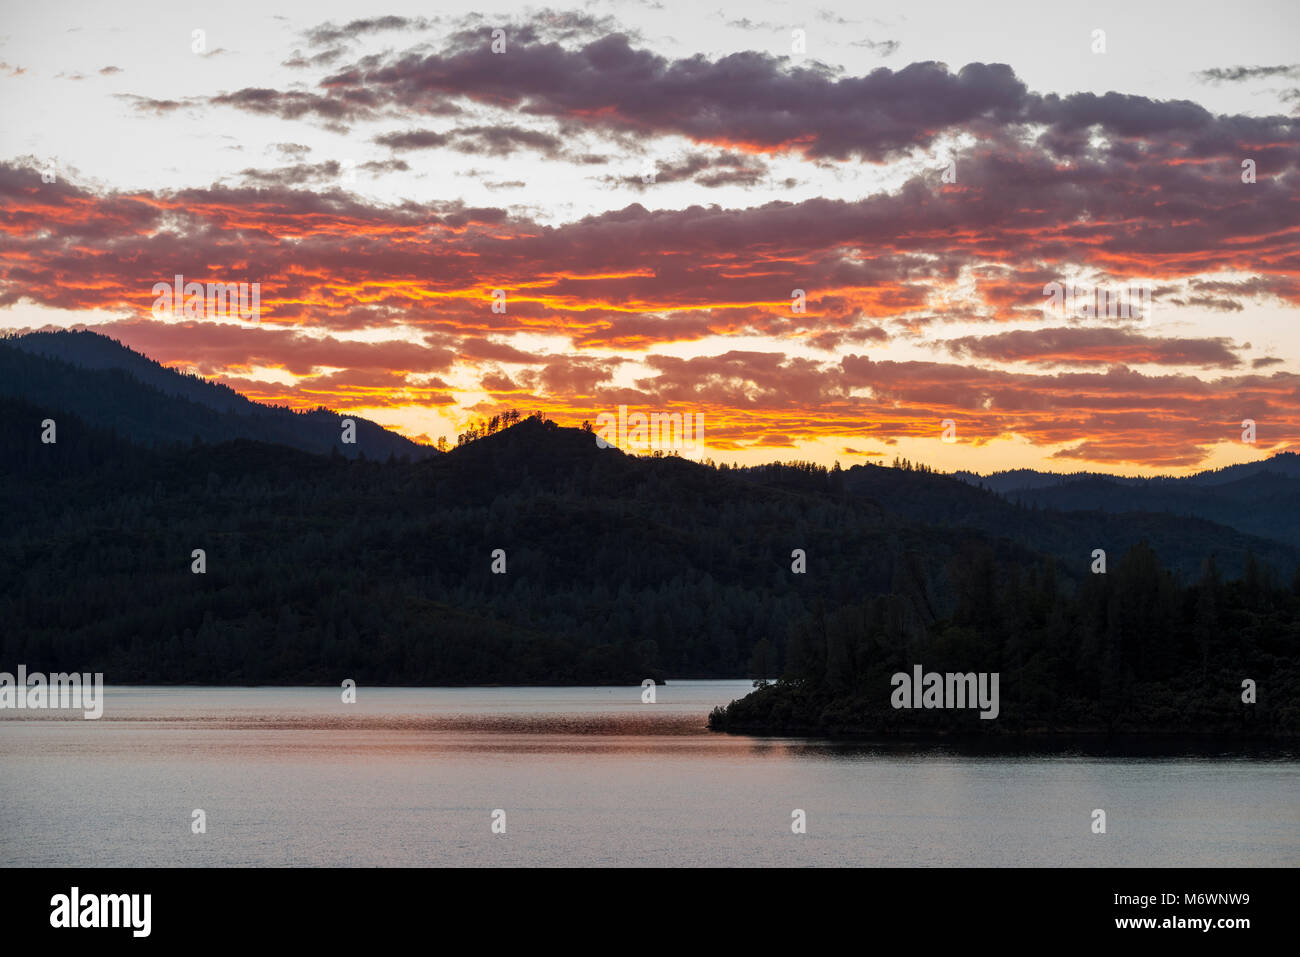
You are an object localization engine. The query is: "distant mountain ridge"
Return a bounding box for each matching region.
[954,453,1300,493]
[2,329,1292,573]
[0,330,434,461]
[952,454,1300,551]
[740,459,1296,581]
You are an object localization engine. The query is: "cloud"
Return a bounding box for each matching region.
[373,129,450,150]
[122,15,1299,175]
[234,159,410,187]
[315,36,1032,160]
[849,38,900,56]
[303,16,437,47]
[942,328,1244,368]
[376,125,566,157]
[4,142,1297,337]
[1195,64,1300,83]
[280,24,1294,166]
[271,143,313,159]
[607,150,770,189]
[117,94,195,115]
[725,18,785,31]
[283,48,350,70]
[208,87,384,128]
[516,354,624,395]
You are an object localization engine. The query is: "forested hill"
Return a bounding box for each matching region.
[1,395,1297,701]
[956,453,1300,493]
[950,454,1300,550]
[708,539,1300,737]
[0,331,433,461]
[2,404,1040,684]
[836,461,1297,579]
[713,461,1300,737]
[1,351,1298,729]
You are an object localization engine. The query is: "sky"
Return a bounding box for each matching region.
[1,0,1298,474]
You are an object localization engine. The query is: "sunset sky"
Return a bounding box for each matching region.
[1,0,1297,474]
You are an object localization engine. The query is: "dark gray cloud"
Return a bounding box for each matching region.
[235,158,410,187]
[375,125,567,157]
[374,129,450,150]
[320,36,1032,160]
[607,150,770,189]
[849,38,899,56]
[304,16,437,47]
[116,93,192,114]
[1196,64,1300,83]
[725,18,785,31]
[127,13,1299,171]
[283,47,350,70]
[298,27,1296,165]
[271,142,313,158]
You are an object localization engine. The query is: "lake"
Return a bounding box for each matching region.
[2,681,1297,866]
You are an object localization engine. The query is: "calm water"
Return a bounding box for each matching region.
[1,681,1296,867]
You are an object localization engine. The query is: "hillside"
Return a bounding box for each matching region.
[952,464,1300,551]
[837,461,1298,578]
[0,405,1051,684]
[0,339,1296,735]
[953,453,1300,494]
[0,331,434,461]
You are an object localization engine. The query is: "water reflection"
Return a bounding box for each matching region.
[2,682,1296,867]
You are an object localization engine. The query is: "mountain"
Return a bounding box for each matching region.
[833,461,1298,579]
[953,455,1300,550]
[0,405,1046,685]
[1,337,1297,737]
[710,465,1300,738]
[954,453,1300,493]
[0,330,434,461]
[1179,453,1300,487]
